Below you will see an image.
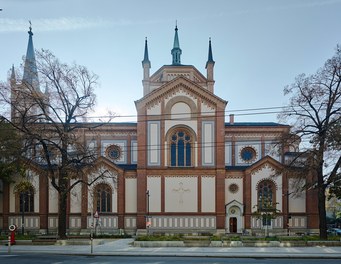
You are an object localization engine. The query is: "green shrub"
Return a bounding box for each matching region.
[135,235,183,241]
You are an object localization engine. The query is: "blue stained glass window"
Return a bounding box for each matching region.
[171,143,176,166]
[186,143,191,166]
[257,180,275,226]
[178,139,184,166]
[241,147,256,162]
[170,130,192,167]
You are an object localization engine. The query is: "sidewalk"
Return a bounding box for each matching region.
[1,239,341,258]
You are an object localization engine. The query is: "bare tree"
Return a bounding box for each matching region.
[0,49,115,238]
[0,120,24,185]
[279,45,341,239]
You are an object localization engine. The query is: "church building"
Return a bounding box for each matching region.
[0,26,319,236]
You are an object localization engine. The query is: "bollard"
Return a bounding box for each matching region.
[8,235,11,254]
[90,234,93,254]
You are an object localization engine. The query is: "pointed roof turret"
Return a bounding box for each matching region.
[171,23,182,65]
[142,37,151,66]
[22,21,40,92]
[206,37,215,68]
[11,64,16,79]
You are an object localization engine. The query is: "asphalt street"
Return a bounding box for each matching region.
[1,239,341,259]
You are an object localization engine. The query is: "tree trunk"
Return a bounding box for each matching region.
[58,171,69,239]
[317,158,327,239]
[318,184,327,239]
[58,190,68,239]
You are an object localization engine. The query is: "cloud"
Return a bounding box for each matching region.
[0,17,124,33]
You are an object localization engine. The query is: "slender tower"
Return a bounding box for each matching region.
[22,21,40,92]
[171,24,182,65]
[205,38,215,93]
[142,37,151,96]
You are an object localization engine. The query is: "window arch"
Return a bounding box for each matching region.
[257,180,276,226]
[19,186,35,213]
[94,183,112,213]
[257,180,276,210]
[169,128,194,167]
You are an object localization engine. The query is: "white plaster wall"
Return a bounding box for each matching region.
[148,122,160,165]
[49,181,59,213]
[264,141,281,161]
[125,178,137,213]
[70,180,82,213]
[9,171,40,213]
[225,142,232,166]
[202,121,215,166]
[171,102,191,120]
[236,141,261,165]
[251,164,282,212]
[147,102,161,115]
[147,176,161,213]
[201,176,215,212]
[288,178,306,213]
[165,121,197,135]
[87,167,118,213]
[9,183,15,213]
[101,140,127,163]
[225,178,243,205]
[131,140,138,164]
[201,102,215,116]
[165,177,197,212]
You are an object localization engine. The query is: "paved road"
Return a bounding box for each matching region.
[1,239,341,259]
[1,254,341,264]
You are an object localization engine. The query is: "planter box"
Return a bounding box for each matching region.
[210,241,223,247]
[134,241,184,247]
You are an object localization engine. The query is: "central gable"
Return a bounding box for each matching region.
[135,76,227,112]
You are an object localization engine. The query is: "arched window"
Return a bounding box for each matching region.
[94,184,112,213]
[257,180,276,226]
[170,129,193,167]
[257,180,275,209]
[19,187,34,213]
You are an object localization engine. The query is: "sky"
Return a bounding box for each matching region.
[1,0,340,123]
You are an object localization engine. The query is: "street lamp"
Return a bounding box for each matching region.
[284,190,293,236]
[146,190,150,234]
[21,192,25,235]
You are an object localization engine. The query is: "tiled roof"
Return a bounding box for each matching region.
[225,166,249,170]
[225,122,288,127]
[117,164,137,170]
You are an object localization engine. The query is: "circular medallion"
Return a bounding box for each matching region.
[105,145,121,160]
[229,183,239,194]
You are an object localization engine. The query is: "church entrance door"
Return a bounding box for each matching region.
[229,217,237,233]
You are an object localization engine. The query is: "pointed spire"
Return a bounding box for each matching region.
[11,64,16,79]
[205,38,215,93]
[171,22,182,65]
[142,37,151,95]
[206,37,215,68]
[23,21,40,92]
[142,37,151,65]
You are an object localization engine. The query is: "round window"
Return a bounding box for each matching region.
[106,145,121,160]
[240,147,256,162]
